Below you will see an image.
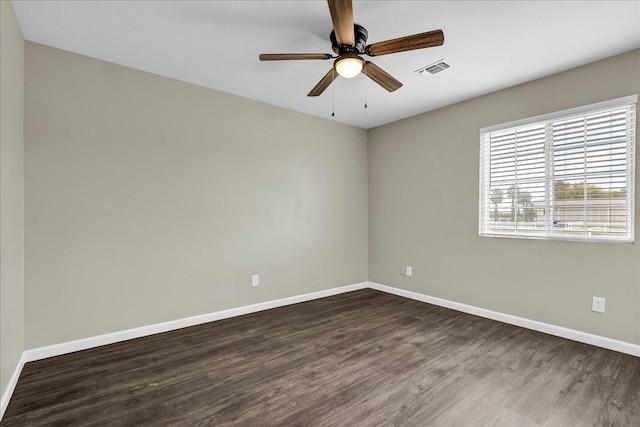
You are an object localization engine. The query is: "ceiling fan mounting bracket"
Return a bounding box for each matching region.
[330,24,368,55]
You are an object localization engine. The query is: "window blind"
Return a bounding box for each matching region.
[479,96,636,242]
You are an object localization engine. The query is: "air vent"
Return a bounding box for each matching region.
[416,59,450,76]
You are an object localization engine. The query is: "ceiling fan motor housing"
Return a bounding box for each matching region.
[331,24,368,54]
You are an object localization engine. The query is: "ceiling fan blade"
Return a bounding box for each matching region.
[363,61,402,92]
[259,53,333,61]
[327,0,355,46]
[365,30,444,57]
[308,68,338,97]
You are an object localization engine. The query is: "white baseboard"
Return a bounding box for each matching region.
[19,280,640,363]
[0,352,26,420]
[368,281,640,358]
[4,279,638,422]
[23,282,369,363]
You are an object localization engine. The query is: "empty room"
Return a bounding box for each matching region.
[1,0,639,425]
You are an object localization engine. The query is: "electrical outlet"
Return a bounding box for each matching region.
[252,274,259,287]
[592,296,605,313]
[406,266,412,277]
[400,266,406,276]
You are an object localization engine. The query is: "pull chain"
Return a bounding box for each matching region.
[331,69,335,117]
[364,64,368,109]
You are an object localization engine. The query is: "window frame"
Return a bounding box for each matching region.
[479,95,637,243]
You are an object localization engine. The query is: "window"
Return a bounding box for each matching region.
[480,95,636,242]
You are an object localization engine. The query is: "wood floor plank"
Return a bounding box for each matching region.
[3,289,639,426]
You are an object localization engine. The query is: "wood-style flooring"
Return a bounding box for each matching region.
[2,289,639,426]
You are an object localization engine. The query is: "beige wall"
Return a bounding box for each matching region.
[24,42,368,349]
[368,49,640,345]
[0,0,25,398]
[19,38,640,351]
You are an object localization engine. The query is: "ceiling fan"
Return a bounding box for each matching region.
[259,0,444,97]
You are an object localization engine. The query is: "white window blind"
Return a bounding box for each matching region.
[480,95,636,242]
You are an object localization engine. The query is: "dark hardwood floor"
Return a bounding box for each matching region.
[2,289,639,426]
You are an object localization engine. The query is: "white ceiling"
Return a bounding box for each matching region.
[11,1,640,129]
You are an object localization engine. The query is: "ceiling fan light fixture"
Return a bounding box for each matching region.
[335,54,364,78]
